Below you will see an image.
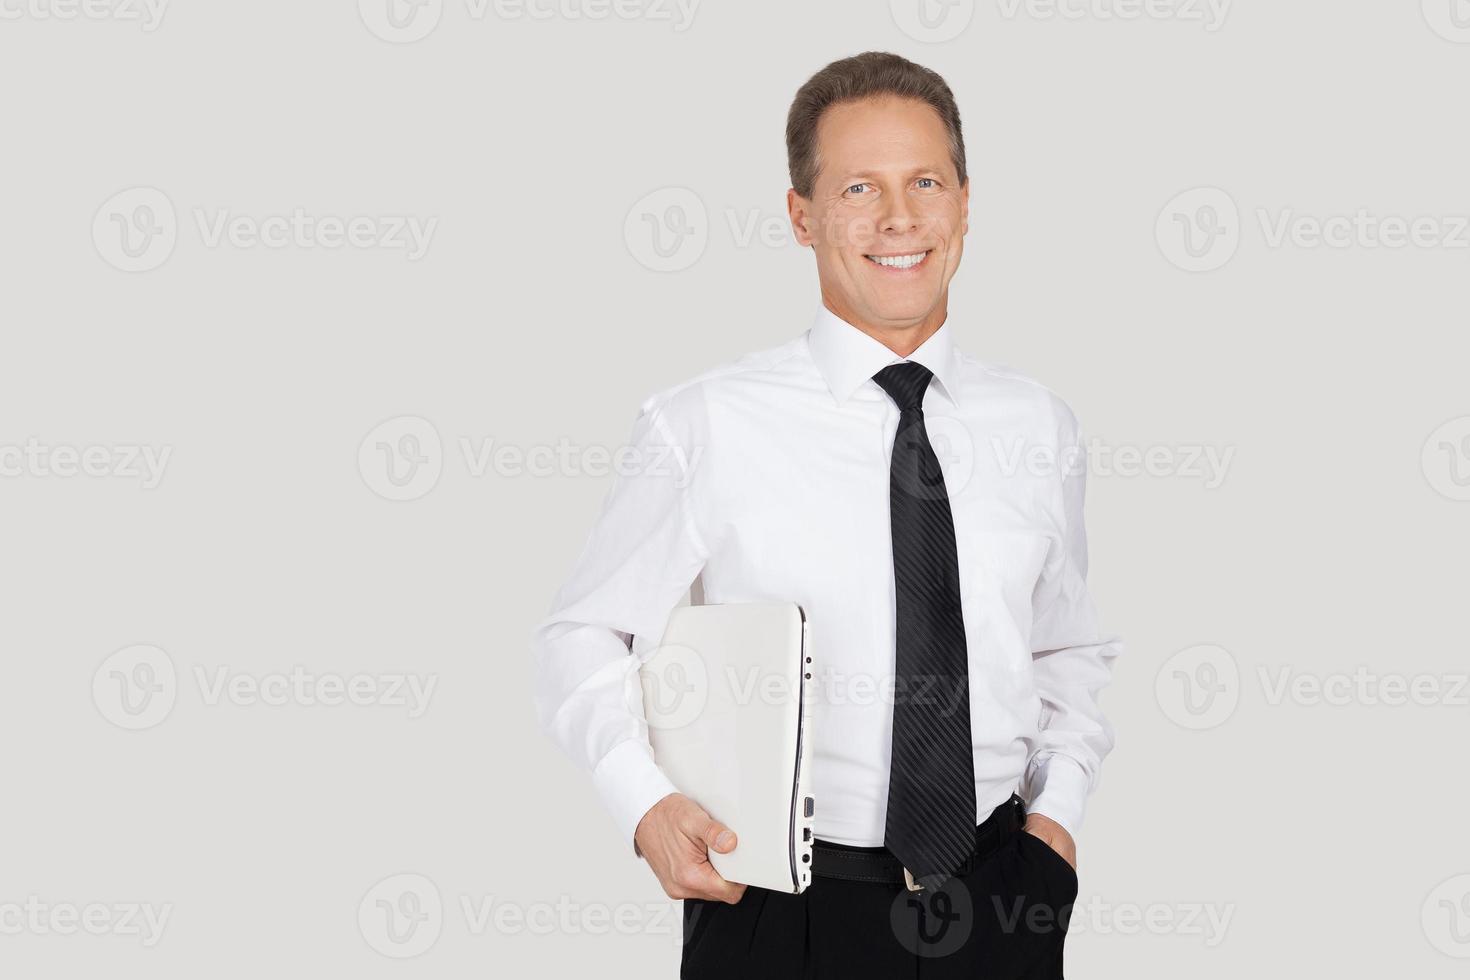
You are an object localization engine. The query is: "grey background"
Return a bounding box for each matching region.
[3,0,1468,975]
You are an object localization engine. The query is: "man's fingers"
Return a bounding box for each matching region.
[1025,826,1078,870]
[678,805,737,854]
[694,816,737,854]
[708,879,747,905]
[680,860,745,904]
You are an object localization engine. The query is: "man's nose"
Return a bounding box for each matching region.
[877,197,920,236]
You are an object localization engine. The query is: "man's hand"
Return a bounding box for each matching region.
[634,793,747,904]
[1023,812,1077,871]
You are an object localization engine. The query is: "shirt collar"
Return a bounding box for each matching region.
[806,304,963,409]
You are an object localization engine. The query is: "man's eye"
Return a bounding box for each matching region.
[846,183,870,195]
[916,177,937,189]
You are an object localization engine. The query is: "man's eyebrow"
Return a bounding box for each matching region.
[839,165,949,181]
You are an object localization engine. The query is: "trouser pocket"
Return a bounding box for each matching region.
[1015,831,1078,928]
[681,888,772,978]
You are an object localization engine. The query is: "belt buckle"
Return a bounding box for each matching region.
[903,867,924,892]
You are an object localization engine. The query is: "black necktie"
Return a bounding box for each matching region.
[872,361,976,890]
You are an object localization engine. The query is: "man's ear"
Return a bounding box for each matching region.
[961,178,970,237]
[787,188,815,247]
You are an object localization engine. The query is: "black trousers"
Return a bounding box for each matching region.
[680,808,1076,979]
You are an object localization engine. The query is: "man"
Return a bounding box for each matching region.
[534,51,1121,978]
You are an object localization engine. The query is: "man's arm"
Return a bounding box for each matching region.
[531,394,744,903]
[1022,403,1124,866]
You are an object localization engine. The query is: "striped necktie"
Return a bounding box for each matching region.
[872,361,976,891]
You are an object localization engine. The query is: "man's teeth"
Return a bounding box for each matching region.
[866,251,930,269]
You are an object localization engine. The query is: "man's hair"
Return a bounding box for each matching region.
[785,51,967,199]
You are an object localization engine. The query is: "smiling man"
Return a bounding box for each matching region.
[534,51,1121,978]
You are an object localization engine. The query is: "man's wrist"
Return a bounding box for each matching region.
[632,791,680,858]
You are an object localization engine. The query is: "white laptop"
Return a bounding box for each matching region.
[639,601,814,894]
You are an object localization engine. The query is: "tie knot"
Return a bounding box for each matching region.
[872,361,933,413]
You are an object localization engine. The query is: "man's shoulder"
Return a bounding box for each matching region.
[636,333,809,419]
[954,351,1083,438]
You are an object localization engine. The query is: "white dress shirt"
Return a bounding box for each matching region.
[533,305,1121,848]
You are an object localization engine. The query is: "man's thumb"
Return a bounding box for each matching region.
[701,819,737,854]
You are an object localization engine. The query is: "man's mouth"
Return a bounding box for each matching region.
[864,250,931,270]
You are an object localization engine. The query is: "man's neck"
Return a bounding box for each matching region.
[821,295,949,358]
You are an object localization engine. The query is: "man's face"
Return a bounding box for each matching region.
[789,95,969,331]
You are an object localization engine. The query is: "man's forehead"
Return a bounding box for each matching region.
[820,96,945,135]
[818,100,947,152]
[815,128,953,183]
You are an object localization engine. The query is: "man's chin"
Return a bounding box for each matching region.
[863,294,942,327]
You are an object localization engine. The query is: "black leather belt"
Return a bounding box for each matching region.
[811,794,1026,889]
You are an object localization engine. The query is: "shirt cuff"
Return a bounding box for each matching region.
[1024,754,1091,839]
[591,738,680,853]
